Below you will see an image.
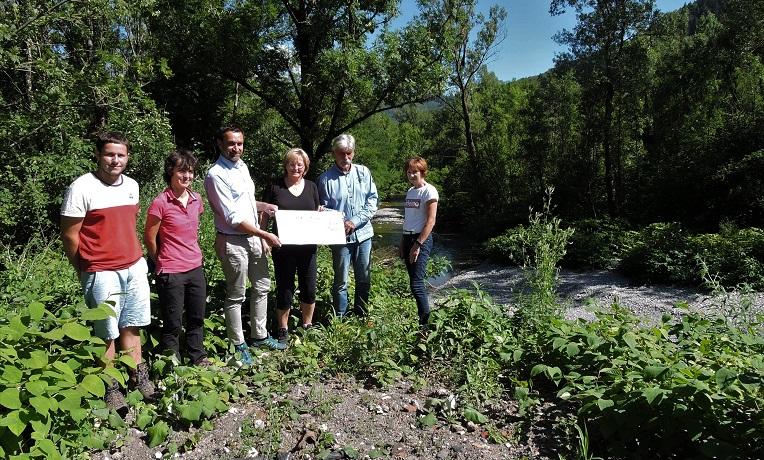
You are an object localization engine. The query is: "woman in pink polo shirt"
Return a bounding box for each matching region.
[144,150,210,366]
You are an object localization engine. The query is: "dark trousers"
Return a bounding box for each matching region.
[156,266,207,363]
[272,245,318,310]
[402,233,433,325]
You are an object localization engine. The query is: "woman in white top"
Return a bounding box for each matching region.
[400,157,439,326]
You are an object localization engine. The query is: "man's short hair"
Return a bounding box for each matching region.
[96,132,129,154]
[215,125,244,141]
[163,150,199,185]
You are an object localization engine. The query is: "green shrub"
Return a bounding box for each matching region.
[619,222,764,288]
[483,225,527,265]
[529,306,764,459]
[562,218,634,269]
[619,222,696,283]
[689,226,764,289]
[428,287,516,404]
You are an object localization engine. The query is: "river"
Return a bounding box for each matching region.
[372,201,477,287]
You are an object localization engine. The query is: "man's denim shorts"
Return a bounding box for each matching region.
[80,257,151,340]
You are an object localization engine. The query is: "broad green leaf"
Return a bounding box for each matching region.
[566,343,580,357]
[81,305,116,321]
[596,398,614,411]
[59,392,82,412]
[9,316,27,338]
[29,396,52,415]
[622,332,638,349]
[71,407,88,421]
[463,407,488,424]
[63,322,92,341]
[0,409,26,436]
[119,355,137,369]
[109,412,127,428]
[147,421,170,447]
[644,365,669,379]
[81,374,106,397]
[642,387,664,405]
[0,388,22,409]
[34,438,61,460]
[419,412,437,428]
[42,327,66,340]
[28,302,46,322]
[31,419,51,438]
[104,367,126,386]
[22,350,48,369]
[26,379,48,396]
[52,362,76,382]
[714,367,737,388]
[136,410,154,430]
[2,365,22,384]
[530,364,547,377]
[179,401,203,422]
[201,392,219,417]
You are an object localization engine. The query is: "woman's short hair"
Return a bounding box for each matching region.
[405,157,428,177]
[164,150,198,184]
[331,133,355,153]
[283,148,310,177]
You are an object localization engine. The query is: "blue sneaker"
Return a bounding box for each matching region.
[250,335,287,351]
[234,342,254,365]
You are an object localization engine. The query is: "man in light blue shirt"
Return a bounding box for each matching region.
[204,126,286,362]
[318,133,378,317]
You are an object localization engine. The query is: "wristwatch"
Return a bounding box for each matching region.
[413,240,423,247]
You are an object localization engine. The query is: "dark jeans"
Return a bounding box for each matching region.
[156,266,207,363]
[272,245,318,310]
[402,233,433,325]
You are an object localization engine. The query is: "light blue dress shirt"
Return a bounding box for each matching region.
[204,155,260,235]
[318,163,378,243]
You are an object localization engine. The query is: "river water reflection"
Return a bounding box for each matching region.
[372,201,463,287]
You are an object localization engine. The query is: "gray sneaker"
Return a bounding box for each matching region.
[251,335,287,351]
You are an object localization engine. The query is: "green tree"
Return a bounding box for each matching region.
[148,0,451,169]
[551,0,656,216]
[0,0,174,246]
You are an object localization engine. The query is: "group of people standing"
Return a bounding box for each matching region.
[59,126,439,413]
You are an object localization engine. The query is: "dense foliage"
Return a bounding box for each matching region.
[485,218,764,288]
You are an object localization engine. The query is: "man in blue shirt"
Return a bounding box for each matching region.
[204,126,287,363]
[318,134,379,317]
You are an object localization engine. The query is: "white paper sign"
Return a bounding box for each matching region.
[275,210,347,245]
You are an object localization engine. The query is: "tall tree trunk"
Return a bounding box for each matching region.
[460,85,477,163]
[603,81,619,216]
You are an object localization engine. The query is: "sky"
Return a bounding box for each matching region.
[396,0,692,81]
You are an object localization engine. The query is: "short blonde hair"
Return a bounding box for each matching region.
[283,148,310,177]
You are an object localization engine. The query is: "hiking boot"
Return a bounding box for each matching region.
[251,335,287,351]
[128,362,157,401]
[105,379,128,417]
[276,327,289,346]
[193,357,214,367]
[234,342,254,365]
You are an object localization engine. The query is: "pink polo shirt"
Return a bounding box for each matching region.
[147,188,204,273]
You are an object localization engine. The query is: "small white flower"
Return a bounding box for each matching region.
[154,452,162,459]
[254,419,265,429]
